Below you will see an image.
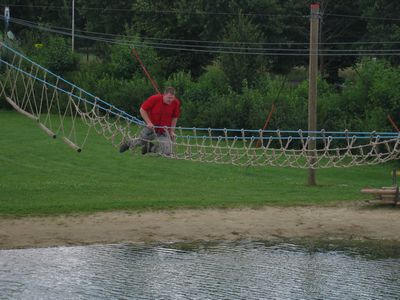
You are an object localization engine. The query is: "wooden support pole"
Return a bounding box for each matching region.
[5,96,38,121]
[38,122,56,139]
[387,114,400,132]
[62,137,81,152]
[256,103,275,148]
[308,4,320,186]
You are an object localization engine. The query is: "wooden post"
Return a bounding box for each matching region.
[308,4,320,186]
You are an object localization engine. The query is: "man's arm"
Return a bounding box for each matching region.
[140,107,154,129]
[170,117,178,139]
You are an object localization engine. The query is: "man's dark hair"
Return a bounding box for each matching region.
[164,86,175,95]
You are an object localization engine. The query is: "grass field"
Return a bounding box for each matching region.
[0,110,396,216]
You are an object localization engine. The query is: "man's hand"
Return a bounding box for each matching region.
[146,122,154,129]
[170,131,176,140]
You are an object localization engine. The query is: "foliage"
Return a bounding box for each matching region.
[95,75,153,113]
[31,36,79,74]
[319,58,400,131]
[6,0,400,82]
[108,36,163,81]
[197,64,231,96]
[3,1,400,133]
[218,11,270,92]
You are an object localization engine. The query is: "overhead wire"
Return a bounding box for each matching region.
[2,15,400,57]
[325,13,400,22]
[4,3,400,22]
[4,15,400,47]
[1,4,308,18]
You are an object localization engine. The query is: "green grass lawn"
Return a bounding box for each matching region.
[0,110,396,216]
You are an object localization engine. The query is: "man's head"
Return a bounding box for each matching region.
[163,86,175,105]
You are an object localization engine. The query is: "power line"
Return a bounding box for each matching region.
[4,4,400,22]
[325,13,400,22]
[7,16,310,46]
[5,15,400,48]
[3,16,400,57]
[0,4,308,18]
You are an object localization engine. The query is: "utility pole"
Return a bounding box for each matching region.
[71,0,75,51]
[308,3,320,186]
[319,0,326,75]
[3,6,10,41]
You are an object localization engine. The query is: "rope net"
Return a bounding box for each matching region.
[1,42,400,168]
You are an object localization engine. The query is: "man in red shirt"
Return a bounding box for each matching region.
[120,86,181,155]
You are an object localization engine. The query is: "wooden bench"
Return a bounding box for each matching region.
[361,186,399,205]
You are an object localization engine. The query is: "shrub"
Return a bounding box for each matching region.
[109,42,162,81]
[94,75,153,114]
[335,58,400,131]
[197,64,231,96]
[31,36,79,74]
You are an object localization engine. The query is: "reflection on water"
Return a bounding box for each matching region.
[1,242,399,299]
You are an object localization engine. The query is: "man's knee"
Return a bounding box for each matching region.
[140,127,156,140]
[158,138,173,155]
[162,145,172,155]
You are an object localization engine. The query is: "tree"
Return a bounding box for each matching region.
[76,0,133,56]
[5,0,72,41]
[218,11,270,92]
[317,0,367,83]
[108,34,163,82]
[32,36,79,73]
[360,0,400,65]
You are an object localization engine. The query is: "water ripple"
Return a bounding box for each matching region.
[0,242,399,299]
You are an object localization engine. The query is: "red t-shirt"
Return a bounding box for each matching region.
[141,94,181,133]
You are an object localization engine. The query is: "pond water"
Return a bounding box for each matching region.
[0,242,399,299]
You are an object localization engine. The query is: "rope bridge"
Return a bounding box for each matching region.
[1,42,400,168]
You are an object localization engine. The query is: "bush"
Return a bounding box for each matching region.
[31,36,79,74]
[94,75,153,114]
[334,58,400,131]
[164,67,233,128]
[69,62,109,94]
[197,64,231,96]
[109,41,163,81]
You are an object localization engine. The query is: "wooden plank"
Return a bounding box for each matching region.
[361,188,396,195]
[381,186,397,190]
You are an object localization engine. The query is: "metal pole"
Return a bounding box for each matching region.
[308,4,320,186]
[71,0,75,51]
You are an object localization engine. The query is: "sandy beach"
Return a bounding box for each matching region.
[1,202,399,249]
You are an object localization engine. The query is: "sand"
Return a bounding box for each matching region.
[1,202,399,249]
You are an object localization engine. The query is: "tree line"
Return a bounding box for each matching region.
[1,0,400,131]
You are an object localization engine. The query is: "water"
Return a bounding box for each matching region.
[1,242,399,299]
